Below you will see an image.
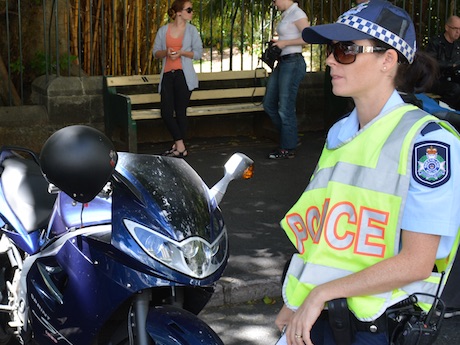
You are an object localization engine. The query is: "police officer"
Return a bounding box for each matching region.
[274,1,460,345]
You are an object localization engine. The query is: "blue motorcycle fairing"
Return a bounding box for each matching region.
[27,225,185,344]
[146,305,224,345]
[114,153,219,243]
[50,192,112,234]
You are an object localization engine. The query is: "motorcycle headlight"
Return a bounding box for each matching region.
[123,219,228,279]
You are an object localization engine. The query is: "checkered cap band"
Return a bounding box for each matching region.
[337,15,415,63]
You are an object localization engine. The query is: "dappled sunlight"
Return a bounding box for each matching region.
[200,298,284,345]
[227,253,287,278]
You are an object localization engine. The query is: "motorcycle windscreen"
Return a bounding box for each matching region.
[115,153,219,242]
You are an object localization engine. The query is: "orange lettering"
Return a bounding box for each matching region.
[325,201,356,250]
[355,207,388,258]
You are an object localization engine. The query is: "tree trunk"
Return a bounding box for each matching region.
[0,55,21,106]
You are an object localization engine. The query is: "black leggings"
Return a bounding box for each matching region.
[160,70,192,141]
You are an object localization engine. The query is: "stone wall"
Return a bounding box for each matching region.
[0,72,327,152]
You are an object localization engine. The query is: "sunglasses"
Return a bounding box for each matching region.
[326,41,387,64]
[183,7,193,13]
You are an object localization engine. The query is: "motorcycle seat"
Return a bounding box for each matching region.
[1,158,56,232]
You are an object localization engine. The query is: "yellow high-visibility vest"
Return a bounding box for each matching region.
[282,104,460,321]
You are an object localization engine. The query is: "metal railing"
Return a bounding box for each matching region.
[0,0,458,106]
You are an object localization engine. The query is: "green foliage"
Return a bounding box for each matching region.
[30,51,78,75]
[30,52,49,75]
[9,59,24,74]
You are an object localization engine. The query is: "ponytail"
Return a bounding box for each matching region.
[396,50,439,94]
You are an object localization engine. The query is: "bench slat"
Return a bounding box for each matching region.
[129,94,161,104]
[106,69,267,87]
[131,102,264,120]
[188,103,264,116]
[192,87,266,100]
[107,75,161,87]
[128,87,266,105]
[197,69,267,81]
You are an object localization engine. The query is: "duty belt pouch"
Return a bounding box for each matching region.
[327,298,355,345]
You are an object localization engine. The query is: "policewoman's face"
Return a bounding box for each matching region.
[326,39,387,98]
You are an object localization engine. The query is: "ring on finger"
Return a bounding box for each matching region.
[295,333,302,338]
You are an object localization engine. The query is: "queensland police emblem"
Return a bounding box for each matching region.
[413,141,450,188]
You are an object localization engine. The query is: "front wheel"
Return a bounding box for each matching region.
[104,306,223,345]
[146,306,223,345]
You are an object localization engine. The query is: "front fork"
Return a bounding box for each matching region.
[132,287,185,345]
[132,290,152,345]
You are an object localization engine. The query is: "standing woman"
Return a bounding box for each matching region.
[153,0,203,158]
[276,1,460,345]
[263,0,310,159]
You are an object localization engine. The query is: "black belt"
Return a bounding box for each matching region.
[320,309,387,333]
[351,312,387,333]
[278,53,303,61]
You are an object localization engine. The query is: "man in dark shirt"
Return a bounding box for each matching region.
[426,15,460,110]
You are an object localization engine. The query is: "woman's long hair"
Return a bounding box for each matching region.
[372,39,439,93]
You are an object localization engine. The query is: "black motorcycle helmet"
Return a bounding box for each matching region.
[40,125,118,203]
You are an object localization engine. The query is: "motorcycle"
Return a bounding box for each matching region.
[0,125,254,345]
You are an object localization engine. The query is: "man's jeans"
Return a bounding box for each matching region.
[263,54,307,150]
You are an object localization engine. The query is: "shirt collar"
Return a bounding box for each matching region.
[327,90,405,148]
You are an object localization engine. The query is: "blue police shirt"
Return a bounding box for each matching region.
[327,90,460,259]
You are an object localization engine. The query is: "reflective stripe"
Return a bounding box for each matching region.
[286,255,390,298]
[307,107,426,193]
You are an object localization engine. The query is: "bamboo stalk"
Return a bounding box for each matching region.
[135,0,140,74]
[127,0,134,73]
[143,5,162,74]
[114,1,120,75]
[70,1,79,60]
[84,0,90,72]
[91,0,102,73]
[107,0,114,75]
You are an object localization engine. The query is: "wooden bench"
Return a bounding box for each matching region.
[103,69,268,152]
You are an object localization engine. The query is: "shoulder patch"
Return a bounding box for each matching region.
[412,141,450,188]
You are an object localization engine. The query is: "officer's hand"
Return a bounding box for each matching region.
[286,289,325,345]
[275,304,294,332]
